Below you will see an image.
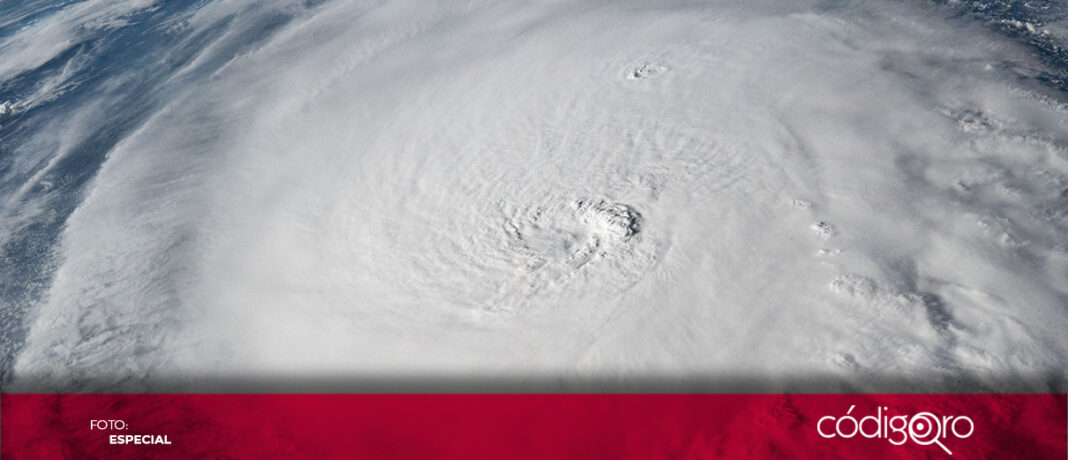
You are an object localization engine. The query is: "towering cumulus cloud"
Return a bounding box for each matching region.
[2,0,1067,391]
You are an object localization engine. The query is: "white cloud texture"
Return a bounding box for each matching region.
[4,0,1068,391]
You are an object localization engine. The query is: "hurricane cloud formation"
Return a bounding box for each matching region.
[2,0,1067,392]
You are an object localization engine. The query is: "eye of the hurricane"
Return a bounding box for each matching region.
[489,198,654,310]
[505,199,642,261]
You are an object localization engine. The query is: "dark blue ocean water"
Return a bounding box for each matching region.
[0,0,313,382]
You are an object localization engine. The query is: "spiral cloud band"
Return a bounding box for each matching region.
[2,0,1067,391]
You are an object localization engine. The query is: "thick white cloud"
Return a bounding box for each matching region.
[10,0,1068,391]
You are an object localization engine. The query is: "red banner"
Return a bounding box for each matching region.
[2,393,1065,459]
